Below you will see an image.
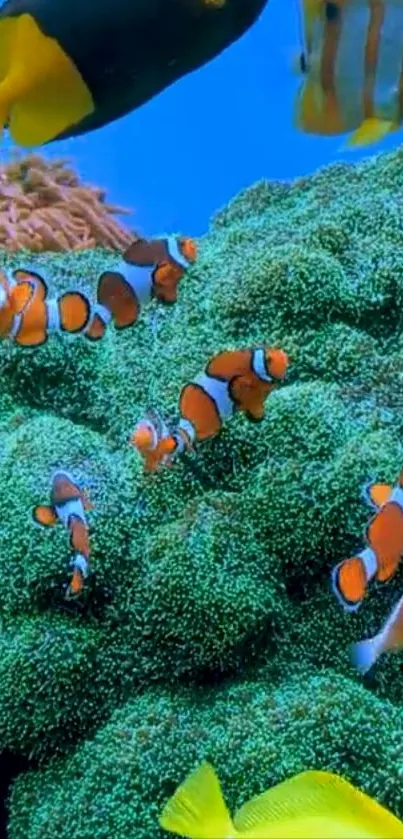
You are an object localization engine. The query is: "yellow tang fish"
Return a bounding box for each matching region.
[295,0,403,148]
[159,760,403,838]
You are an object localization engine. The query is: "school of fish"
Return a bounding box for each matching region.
[0,0,403,835]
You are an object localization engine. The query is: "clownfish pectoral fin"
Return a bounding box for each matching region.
[81,491,93,511]
[331,554,372,612]
[361,481,393,511]
[32,503,58,527]
[58,291,91,335]
[0,14,94,148]
[345,118,395,150]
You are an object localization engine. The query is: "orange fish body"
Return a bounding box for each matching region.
[131,347,289,472]
[0,268,91,346]
[85,236,197,341]
[131,414,177,473]
[177,347,289,445]
[295,0,403,147]
[332,473,403,611]
[33,470,92,598]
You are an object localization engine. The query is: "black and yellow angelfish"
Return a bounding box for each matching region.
[0,0,269,147]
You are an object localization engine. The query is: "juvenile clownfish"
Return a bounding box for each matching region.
[131,346,289,472]
[84,236,197,341]
[351,592,403,675]
[33,470,92,598]
[159,760,403,839]
[295,0,403,148]
[332,471,403,612]
[0,268,91,347]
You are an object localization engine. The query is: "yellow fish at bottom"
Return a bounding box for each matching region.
[159,760,403,839]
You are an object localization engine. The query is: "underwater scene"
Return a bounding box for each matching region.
[2,0,403,837]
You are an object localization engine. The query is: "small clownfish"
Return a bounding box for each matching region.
[332,471,403,612]
[0,268,92,347]
[131,347,289,472]
[33,470,92,598]
[159,760,403,839]
[351,592,403,676]
[131,411,177,474]
[84,236,197,341]
[295,0,403,148]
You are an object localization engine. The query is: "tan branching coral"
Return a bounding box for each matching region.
[0,154,134,253]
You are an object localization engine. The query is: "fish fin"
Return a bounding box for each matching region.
[159,761,234,839]
[13,269,48,299]
[10,280,34,315]
[82,491,93,511]
[345,118,395,149]
[58,291,91,334]
[97,271,139,329]
[331,556,368,612]
[350,637,379,676]
[361,481,393,511]
[233,769,403,836]
[32,504,58,527]
[85,313,107,342]
[0,13,93,147]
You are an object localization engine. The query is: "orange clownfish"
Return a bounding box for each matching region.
[85,235,197,341]
[0,268,92,347]
[295,0,403,148]
[33,470,92,598]
[131,346,289,472]
[332,471,403,612]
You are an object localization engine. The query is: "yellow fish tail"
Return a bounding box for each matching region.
[159,761,235,839]
[0,13,93,147]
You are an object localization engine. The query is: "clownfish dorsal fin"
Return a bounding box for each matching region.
[10,279,35,315]
[361,481,393,511]
[33,504,58,527]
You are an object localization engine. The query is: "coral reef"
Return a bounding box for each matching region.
[4,147,403,836]
[0,154,133,252]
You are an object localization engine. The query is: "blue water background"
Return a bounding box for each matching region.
[13,0,403,237]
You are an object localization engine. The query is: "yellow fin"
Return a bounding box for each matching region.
[233,770,403,839]
[302,0,322,42]
[158,761,234,839]
[0,13,93,147]
[346,117,395,149]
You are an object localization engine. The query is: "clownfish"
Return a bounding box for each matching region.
[159,760,403,839]
[295,0,403,148]
[33,470,92,598]
[84,236,197,341]
[351,592,403,675]
[131,346,289,472]
[332,471,403,612]
[0,268,91,347]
